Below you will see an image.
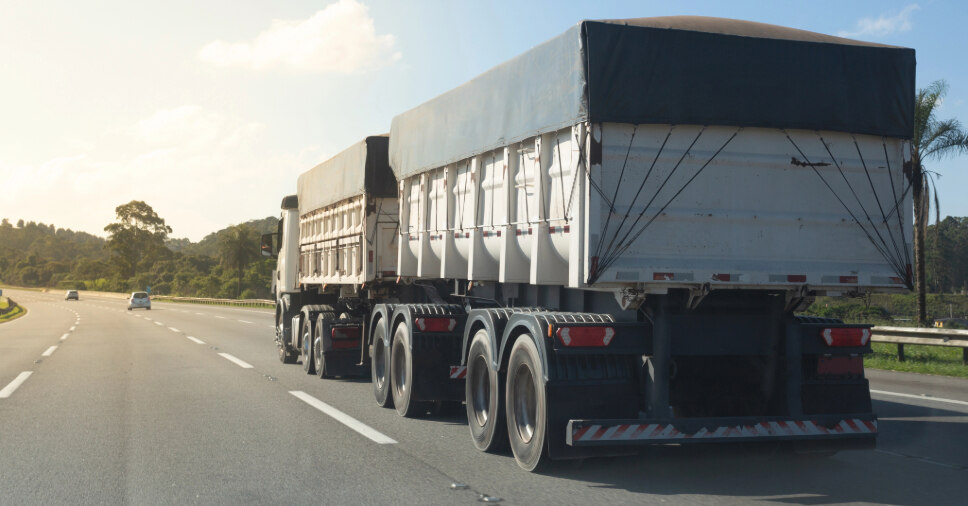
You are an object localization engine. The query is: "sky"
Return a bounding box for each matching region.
[1,0,966,241]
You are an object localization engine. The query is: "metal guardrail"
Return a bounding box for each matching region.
[871,326,968,365]
[150,296,274,309]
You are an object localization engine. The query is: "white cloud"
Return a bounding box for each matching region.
[0,106,323,240]
[838,4,919,38]
[198,0,399,73]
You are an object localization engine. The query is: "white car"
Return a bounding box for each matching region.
[65,290,79,301]
[128,292,151,310]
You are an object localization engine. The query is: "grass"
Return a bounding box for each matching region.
[865,342,968,379]
[0,297,26,323]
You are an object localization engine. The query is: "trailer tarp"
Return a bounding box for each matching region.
[389,16,915,180]
[297,135,395,213]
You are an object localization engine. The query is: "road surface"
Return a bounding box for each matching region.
[1,288,965,505]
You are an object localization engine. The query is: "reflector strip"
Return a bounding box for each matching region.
[571,418,877,443]
[449,366,467,379]
[821,328,871,347]
[415,317,458,332]
[556,326,615,347]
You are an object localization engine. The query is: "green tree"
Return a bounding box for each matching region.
[217,224,260,298]
[103,201,173,278]
[912,81,968,325]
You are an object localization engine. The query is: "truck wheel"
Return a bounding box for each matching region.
[278,342,297,364]
[314,313,334,379]
[372,321,393,407]
[506,336,549,472]
[301,316,315,375]
[391,322,427,417]
[466,329,507,452]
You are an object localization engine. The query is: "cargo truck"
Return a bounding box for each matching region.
[263,16,916,471]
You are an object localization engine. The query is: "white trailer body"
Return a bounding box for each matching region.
[396,123,911,295]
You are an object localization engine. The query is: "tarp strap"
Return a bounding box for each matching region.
[883,140,913,274]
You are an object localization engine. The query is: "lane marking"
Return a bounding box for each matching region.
[195,313,204,316]
[289,391,397,445]
[214,316,226,319]
[0,372,33,399]
[60,333,69,341]
[42,345,58,357]
[144,318,152,321]
[69,326,76,331]
[871,389,968,407]
[218,353,254,369]
[154,321,163,326]
[238,320,253,324]
[169,327,180,333]
[186,336,205,344]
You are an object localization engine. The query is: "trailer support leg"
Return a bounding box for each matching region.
[785,320,803,417]
[647,299,671,418]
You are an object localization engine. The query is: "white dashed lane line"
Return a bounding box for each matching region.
[290,391,397,445]
[42,346,58,357]
[238,320,253,324]
[0,372,33,399]
[69,326,76,331]
[214,316,226,319]
[60,333,69,341]
[186,336,205,344]
[169,327,180,333]
[154,322,163,326]
[218,353,254,369]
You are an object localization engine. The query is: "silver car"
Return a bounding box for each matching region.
[128,292,151,310]
[65,290,79,301]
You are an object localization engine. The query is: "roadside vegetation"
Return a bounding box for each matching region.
[0,296,26,323]
[0,201,277,299]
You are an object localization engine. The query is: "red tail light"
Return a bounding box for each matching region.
[821,328,871,347]
[414,317,457,332]
[331,327,361,340]
[555,326,615,347]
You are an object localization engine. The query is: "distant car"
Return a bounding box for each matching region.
[128,292,151,310]
[65,290,79,301]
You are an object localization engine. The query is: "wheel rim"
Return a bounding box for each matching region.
[392,339,407,399]
[470,355,490,426]
[511,362,536,444]
[374,339,387,388]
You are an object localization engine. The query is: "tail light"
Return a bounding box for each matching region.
[331,326,361,349]
[414,317,457,332]
[821,328,871,347]
[555,326,615,347]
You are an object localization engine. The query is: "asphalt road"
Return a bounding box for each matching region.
[1,288,966,505]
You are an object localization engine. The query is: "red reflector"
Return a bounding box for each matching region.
[368,250,374,263]
[331,327,361,340]
[712,273,731,281]
[787,275,807,283]
[821,328,871,347]
[817,355,863,376]
[839,275,858,283]
[653,272,673,281]
[555,326,615,347]
[563,225,570,233]
[382,271,396,277]
[414,317,457,332]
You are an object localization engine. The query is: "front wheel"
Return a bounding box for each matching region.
[466,329,507,452]
[506,336,549,472]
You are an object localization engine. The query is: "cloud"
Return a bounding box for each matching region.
[0,106,323,240]
[838,4,919,38]
[198,0,399,73]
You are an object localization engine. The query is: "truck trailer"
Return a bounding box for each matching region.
[264,16,916,471]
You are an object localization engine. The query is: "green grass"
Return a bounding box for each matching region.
[0,297,26,323]
[865,342,968,378]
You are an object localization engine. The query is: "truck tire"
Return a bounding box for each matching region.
[390,322,428,417]
[277,308,297,364]
[314,312,335,378]
[278,343,297,364]
[301,316,315,375]
[372,321,394,407]
[466,329,507,452]
[506,336,549,471]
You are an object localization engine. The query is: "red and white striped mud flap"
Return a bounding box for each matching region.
[567,416,877,446]
[449,365,467,379]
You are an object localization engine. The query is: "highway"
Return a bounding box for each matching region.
[1,288,966,505]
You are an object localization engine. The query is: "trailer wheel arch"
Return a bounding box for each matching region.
[461,315,491,367]
[498,316,551,383]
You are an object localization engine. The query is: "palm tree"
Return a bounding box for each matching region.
[912,80,968,325]
[217,224,260,298]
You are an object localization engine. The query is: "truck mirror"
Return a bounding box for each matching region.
[261,233,274,257]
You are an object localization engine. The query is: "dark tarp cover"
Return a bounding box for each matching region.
[389,16,915,180]
[297,135,395,213]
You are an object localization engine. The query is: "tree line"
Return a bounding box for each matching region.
[0,201,276,299]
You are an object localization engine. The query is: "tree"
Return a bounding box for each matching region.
[217,224,260,298]
[912,80,968,325]
[103,201,173,278]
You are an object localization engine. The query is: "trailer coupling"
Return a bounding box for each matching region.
[567,414,876,446]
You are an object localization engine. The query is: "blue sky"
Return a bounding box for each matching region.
[1,0,965,240]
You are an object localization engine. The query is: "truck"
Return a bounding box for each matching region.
[264,16,916,471]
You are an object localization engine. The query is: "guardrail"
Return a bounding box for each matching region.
[871,326,968,365]
[150,296,274,309]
